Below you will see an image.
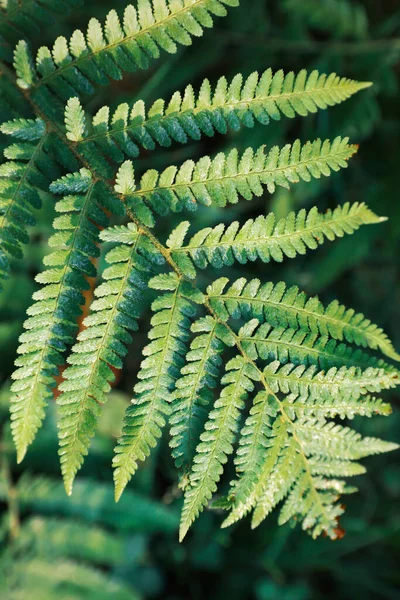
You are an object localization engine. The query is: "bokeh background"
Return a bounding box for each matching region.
[0,1,399,598]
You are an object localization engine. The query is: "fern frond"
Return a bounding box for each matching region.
[284,0,368,39]
[168,202,382,276]
[207,278,400,361]
[219,354,397,533]
[57,224,160,495]
[0,117,59,290]
[239,319,395,372]
[262,360,397,403]
[179,355,259,540]
[9,170,123,463]
[113,275,203,500]
[170,316,234,472]
[73,70,370,169]
[284,394,391,420]
[227,426,298,528]
[295,419,398,460]
[113,137,357,224]
[16,0,238,98]
[176,307,398,536]
[221,394,283,527]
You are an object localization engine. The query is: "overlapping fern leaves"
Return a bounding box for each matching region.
[68,72,369,176]
[3,0,399,542]
[13,0,239,100]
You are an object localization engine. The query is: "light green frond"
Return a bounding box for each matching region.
[207,278,400,361]
[283,394,392,420]
[295,419,399,460]
[13,39,36,88]
[65,96,86,142]
[221,354,396,533]
[75,70,369,171]
[113,277,202,500]
[179,355,260,541]
[18,0,238,98]
[57,225,161,495]
[238,319,396,372]
[308,457,366,478]
[248,426,352,536]
[170,316,234,473]
[221,394,282,527]
[9,169,123,463]
[168,202,382,275]
[250,437,302,529]
[115,138,357,223]
[263,360,398,402]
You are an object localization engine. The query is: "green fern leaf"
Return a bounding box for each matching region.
[168,202,382,274]
[207,278,400,361]
[17,0,238,100]
[170,316,234,473]
[9,169,123,462]
[113,276,202,500]
[57,224,160,494]
[73,72,370,171]
[221,394,282,527]
[179,355,260,540]
[262,360,398,403]
[238,318,395,372]
[295,419,399,460]
[0,118,51,289]
[113,138,357,223]
[283,394,392,420]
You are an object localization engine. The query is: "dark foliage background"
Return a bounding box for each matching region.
[0,1,399,598]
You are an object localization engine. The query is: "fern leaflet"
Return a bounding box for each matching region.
[69,71,370,174]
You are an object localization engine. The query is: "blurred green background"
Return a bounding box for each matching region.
[0,1,399,598]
